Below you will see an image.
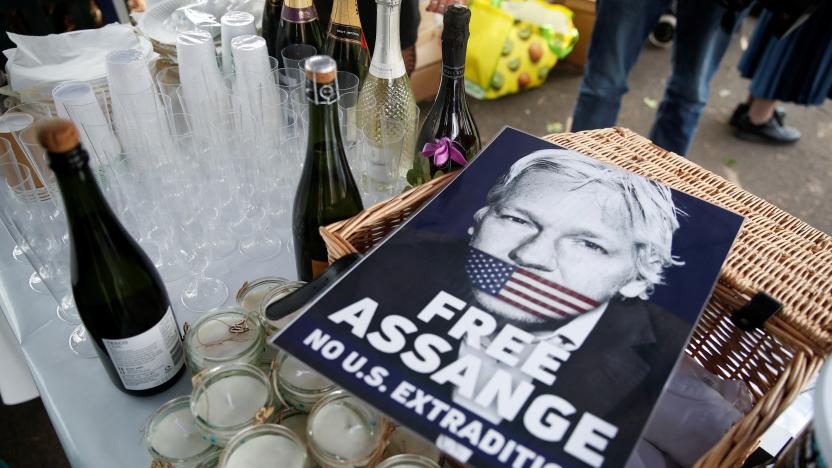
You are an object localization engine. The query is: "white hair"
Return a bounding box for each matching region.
[483,149,684,299]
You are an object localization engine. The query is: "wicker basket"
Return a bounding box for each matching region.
[321,127,831,467]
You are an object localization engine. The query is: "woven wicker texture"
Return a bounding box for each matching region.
[320,127,830,467]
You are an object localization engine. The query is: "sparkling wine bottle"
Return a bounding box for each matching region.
[324,0,371,81]
[293,56,364,281]
[415,5,481,178]
[263,0,285,58]
[38,120,185,396]
[274,0,325,66]
[356,0,419,192]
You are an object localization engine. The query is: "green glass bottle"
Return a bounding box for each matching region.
[293,56,364,281]
[39,120,185,396]
[274,0,325,67]
[323,0,371,82]
[263,0,285,58]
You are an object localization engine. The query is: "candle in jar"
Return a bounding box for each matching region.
[279,412,309,445]
[193,374,270,427]
[224,433,306,468]
[146,397,215,462]
[310,398,379,461]
[280,355,333,391]
[193,315,257,359]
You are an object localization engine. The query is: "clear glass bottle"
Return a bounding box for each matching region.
[356,0,419,193]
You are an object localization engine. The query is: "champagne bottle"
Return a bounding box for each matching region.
[356,0,418,192]
[38,120,185,396]
[324,0,371,81]
[263,0,285,58]
[415,5,481,177]
[293,56,364,281]
[274,0,325,67]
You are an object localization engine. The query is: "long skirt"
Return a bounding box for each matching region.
[738,2,832,105]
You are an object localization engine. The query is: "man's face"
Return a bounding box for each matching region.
[470,171,641,324]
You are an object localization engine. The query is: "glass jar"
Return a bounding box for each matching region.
[272,349,337,411]
[258,281,307,334]
[190,363,274,446]
[382,426,441,463]
[145,396,219,467]
[236,277,291,314]
[376,454,441,468]
[307,390,387,467]
[184,308,265,374]
[275,407,309,445]
[194,451,221,468]
[219,423,309,468]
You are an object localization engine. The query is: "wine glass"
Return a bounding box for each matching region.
[0,162,95,357]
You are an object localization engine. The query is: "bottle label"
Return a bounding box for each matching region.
[328,22,363,46]
[370,59,406,80]
[102,308,184,391]
[307,82,339,105]
[281,6,318,23]
[442,64,465,80]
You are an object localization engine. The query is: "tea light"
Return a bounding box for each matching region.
[191,363,274,445]
[276,408,309,445]
[273,350,336,411]
[185,308,265,374]
[383,426,441,463]
[236,277,290,315]
[144,396,218,466]
[376,454,441,468]
[258,282,307,333]
[307,390,386,467]
[219,424,308,468]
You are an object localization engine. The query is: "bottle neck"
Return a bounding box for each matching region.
[51,149,117,227]
[328,0,365,47]
[437,30,468,105]
[281,0,318,23]
[306,81,342,150]
[369,1,405,80]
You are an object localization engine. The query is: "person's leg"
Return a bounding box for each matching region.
[747,97,776,124]
[571,0,668,131]
[649,0,743,155]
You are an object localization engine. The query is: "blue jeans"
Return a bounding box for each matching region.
[571,0,744,155]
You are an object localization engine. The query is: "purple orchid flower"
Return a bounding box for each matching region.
[421,137,467,167]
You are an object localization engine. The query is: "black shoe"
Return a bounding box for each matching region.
[733,112,801,144]
[730,103,787,128]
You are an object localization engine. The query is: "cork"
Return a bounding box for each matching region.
[36,119,80,153]
[304,55,337,84]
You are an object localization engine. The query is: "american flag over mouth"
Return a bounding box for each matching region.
[465,247,601,320]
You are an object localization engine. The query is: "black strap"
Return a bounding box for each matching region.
[730,292,783,331]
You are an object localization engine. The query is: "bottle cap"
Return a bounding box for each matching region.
[443,4,471,34]
[304,55,337,84]
[36,118,80,153]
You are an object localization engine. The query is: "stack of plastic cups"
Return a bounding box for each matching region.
[221,11,257,76]
[51,82,119,167]
[230,34,278,146]
[105,49,164,157]
[176,29,226,143]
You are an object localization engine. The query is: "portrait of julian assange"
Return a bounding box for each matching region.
[276,130,743,468]
[380,147,695,465]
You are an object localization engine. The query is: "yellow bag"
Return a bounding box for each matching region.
[465,0,579,100]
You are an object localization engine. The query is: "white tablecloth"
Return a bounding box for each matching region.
[0,223,297,467]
